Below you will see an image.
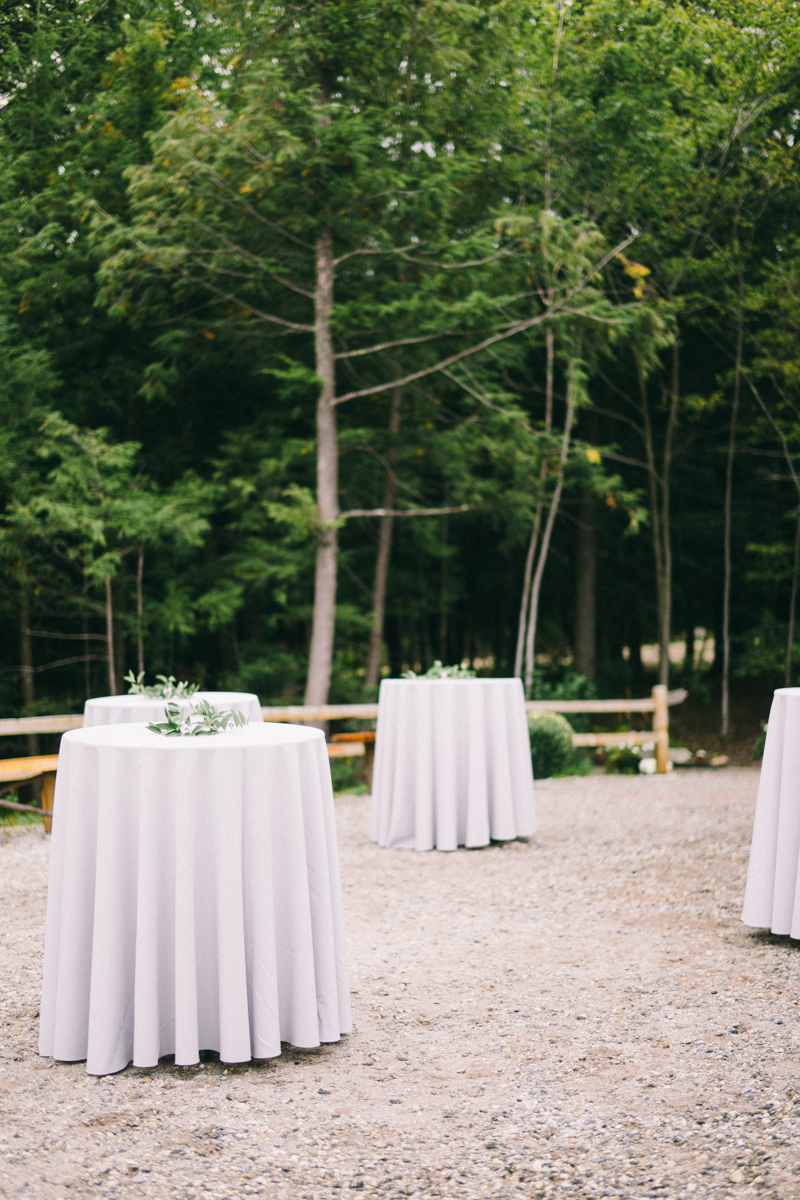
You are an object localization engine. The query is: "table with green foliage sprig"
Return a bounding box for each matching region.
[124,671,199,700]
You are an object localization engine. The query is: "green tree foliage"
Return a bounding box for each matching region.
[93,0,655,702]
[1,0,800,737]
[2,413,209,693]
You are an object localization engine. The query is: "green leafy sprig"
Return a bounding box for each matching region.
[402,661,476,680]
[147,699,249,737]
[125,670,199,699]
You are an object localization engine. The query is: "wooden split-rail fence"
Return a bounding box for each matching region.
[0,684,686,829]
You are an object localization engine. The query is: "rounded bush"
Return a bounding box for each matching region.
[604,747,641,775]
[528,711,574,779]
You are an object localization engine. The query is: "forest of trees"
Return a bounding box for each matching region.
[2,0,800,743]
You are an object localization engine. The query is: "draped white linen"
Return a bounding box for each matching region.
[83,692,263,727]
[370,678,536,851]
[39,722,351,1076]
[742,687,800,937]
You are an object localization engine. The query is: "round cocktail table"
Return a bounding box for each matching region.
[83,691,263,727]
[39,721,351,1075]
[370,677,536,851]
[742,686,800,937]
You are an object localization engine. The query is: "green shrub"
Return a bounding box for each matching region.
[604,746,641,774]
[529,671,596,732]
[752,722,767,761]
[561,750,593,777]
[0,792,41,827]
[528,711,575,779]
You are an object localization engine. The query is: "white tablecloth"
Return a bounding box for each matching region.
[83,691,263,727]
[742,687,800,937]
[39,722,351,1075]
[370,678,536,851]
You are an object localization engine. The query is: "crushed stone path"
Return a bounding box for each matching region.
[2,767,799,1200]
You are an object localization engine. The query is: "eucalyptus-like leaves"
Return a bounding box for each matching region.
[124,670,198,699]
[402,660,476,679]
[147,699,249,737]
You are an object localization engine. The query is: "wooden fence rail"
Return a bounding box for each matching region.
[0,684,686,774]
[0,714,84,736]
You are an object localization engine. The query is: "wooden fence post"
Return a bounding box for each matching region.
[652,684,669,774]
[40,771,56,834]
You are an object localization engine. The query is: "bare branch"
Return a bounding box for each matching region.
[340,504,472,518]
[335,331,460,360]
[333,229,640,405]
[749,380,800,500]
[588,402,645,438]
[93,199,314,320]
[27,629,107,642]
[333,242,421,266]
[4,655,110,677]
[334,291,540,361]
[593,370,642,413]
[440,368,526,424]
[159,213,315,299]
[601,450,652,472]
[399,246,518,270]
[184,277,314,332]
[167,135,316,249]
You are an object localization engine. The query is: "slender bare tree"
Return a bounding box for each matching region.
[523,365,577,696]
[365,385,402,690]
[721,272,743,734]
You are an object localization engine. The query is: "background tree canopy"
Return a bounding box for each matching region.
[2,0,799,753]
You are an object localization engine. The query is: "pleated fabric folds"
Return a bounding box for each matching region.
[742,687,800,938]
[39,722,351,1076]
[370,678,536,851]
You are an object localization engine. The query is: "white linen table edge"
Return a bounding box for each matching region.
[370,677,535,852]
[39,721,351,1074]
[742,688,800,936]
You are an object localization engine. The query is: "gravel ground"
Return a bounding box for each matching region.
[2,766,799,1200]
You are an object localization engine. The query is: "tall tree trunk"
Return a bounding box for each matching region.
[365,385,402,689]
[657,345,679,688]
[19,590,40,757]
[639,366,663,642]
[722,278,743,731]
[82,602,91,700]
[305,226,339,706]
[515,325,554,677]
[749,380,800,690]
[385,613,403,679]
[420,555,431,670]
[786,509,800,688]
[639,358,672,687]
[105,576,117,695]
[114,585,125,695]
[544,4,567,211]
[514,513,541,678]
[136,545,145,676]
[439,514,449,661]
[574,491,597,679]
[544,323,554,431]
[524,371,577,696]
